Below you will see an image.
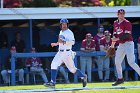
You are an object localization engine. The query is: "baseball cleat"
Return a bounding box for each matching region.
[44,82,55,88]
[112,78,124,86]
[82,74,87,87]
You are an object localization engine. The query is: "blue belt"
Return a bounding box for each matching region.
[59,49,70,52]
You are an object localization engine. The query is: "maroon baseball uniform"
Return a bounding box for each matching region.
[26,57,42,67]
[81,39,95,49]
[112,18,140,84]
[93,35,105,51]
[113,19,133,44]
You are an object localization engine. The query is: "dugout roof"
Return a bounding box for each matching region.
[0,6,140,20]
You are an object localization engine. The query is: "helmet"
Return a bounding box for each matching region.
[60,18,69,24]
[118,9,125,14]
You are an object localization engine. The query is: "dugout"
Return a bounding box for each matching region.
[0,6,140,85]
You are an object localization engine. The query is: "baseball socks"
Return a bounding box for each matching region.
[75,69,85,78]
[51,69,58,83]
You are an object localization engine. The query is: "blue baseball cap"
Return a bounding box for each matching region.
[60,18,69,24]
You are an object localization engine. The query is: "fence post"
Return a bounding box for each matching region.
[11,54,16,86]
[29,19,33,49]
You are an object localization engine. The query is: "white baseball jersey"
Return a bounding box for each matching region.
[51,29,77,73]
[59,29,75,50]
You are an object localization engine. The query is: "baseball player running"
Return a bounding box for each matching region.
[112,9,140,86]
[44,18,87,88]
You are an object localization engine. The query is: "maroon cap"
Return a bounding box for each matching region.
[31,48,36,52]
[86,33,92,38]
[10,46,16,51]
[10,46,16,53]
[104,30,111,36]
[118,9,125,14]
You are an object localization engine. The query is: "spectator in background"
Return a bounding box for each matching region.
[0,31,8,48]
[99,30,111,81]
[93,25,105,81]
[93,25,105,51]
[26,48,48,84]
[1,46,24,86]
[80,33,95,82]
[11,31,25,53]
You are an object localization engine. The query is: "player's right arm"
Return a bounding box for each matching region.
[51,42,59,47]
[51,33,64,47]
[51,35,66,47]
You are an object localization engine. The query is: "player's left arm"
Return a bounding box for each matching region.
[112,34,130,42]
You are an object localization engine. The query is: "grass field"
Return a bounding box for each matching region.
[0,81,140,93]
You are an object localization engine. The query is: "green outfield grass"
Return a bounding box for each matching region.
[66,89,140,93]
[0,81,140,93]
